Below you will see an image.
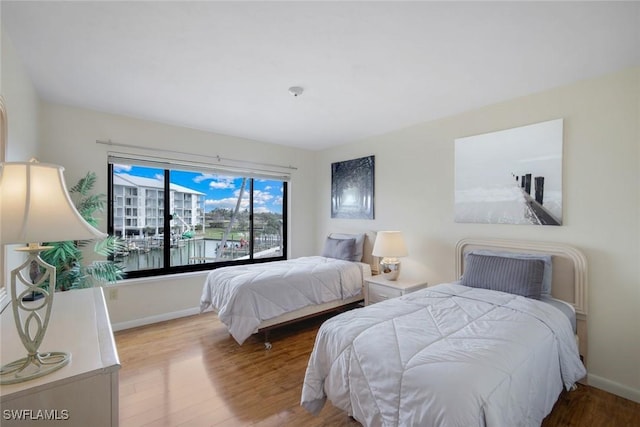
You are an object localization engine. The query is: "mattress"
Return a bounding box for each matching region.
[541,295,577,333]
[200,256,366,344]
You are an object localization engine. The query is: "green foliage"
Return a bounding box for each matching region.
[40,171,124,291]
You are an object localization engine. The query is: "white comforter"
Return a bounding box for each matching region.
[200,256,364,344]
[301,283,586,427]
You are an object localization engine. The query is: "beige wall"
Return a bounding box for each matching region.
[38,102,319,328]
[316,67,640,402]
[0,29,41,307]
[1,30,40,161]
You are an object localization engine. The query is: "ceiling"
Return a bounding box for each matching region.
[2,1,639,150]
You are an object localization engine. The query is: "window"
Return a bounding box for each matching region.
[108,158,287,279]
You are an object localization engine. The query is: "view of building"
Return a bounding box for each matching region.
[112,173,205,238]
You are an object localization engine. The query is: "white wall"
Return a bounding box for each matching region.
[316,67,640,402]
[1,30,40,161]
[38,102,318,327]
[0,29,41,307]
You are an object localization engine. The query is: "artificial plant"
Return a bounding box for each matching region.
[40,171,125,291]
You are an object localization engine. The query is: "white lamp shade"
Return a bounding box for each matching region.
[0,161,107,244]
[372,231,408,258]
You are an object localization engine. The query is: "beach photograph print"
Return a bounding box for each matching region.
[454,119,563,225]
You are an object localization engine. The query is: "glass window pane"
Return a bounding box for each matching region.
[198,174,250,263]
[112,164,165,273]
[253,179,284,259]
[109,160,287,279]
[168,169,208,267]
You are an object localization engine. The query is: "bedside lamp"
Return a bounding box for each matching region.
[372,231,408,281]
[0,159,106,384]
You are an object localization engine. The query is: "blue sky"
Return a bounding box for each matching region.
[114,165,283,214]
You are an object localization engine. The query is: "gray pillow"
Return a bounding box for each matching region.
[321,237,357,261]
[461,253,545,299]
[329,233,365,262]
[467,250,553,296]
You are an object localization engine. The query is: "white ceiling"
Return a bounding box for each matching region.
[2,1,639,150]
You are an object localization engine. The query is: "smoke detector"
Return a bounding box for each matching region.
[288,86,304,97]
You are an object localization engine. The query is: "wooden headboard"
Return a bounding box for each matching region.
[455,238,588,365]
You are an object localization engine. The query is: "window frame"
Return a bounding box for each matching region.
[107,162,288,279]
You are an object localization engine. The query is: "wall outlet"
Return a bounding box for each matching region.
[108,288,118,300]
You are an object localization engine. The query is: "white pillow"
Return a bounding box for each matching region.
[329,233,365,262]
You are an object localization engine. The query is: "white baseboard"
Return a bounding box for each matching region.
[587,373,640,403]
[111,306,203,332]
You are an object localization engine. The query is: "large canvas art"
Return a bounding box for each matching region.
[455,119,563,225]
[331,155,374,219]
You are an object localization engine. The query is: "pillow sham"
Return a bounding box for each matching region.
[467,250,553,296]
[321,237,357,261]
[329,233,365,262]
[461,253,545,299]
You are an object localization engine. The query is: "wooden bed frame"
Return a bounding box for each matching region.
[455,238,588,366]
[256,231,378,348]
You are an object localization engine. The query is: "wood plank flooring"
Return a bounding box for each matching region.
[115,312,640,427]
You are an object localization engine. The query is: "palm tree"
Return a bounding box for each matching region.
[40,171,125,291]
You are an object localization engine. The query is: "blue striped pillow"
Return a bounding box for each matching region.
[461,254,545,299]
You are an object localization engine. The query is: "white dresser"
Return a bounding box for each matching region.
[1,287,120,426]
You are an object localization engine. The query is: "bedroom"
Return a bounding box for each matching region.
[0,0,638,425]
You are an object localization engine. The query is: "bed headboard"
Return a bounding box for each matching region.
[327,231,378,274]
[455,238,588,364]
[363,231,378,274]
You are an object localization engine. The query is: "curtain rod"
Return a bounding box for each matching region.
[96,139,297,171]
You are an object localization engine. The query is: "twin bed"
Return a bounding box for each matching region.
[301,238,587,426]
[200,236,587,426]
[200,232,376,347]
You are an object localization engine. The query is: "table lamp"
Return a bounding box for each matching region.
[0,159,106,384]
[372,231,408,281]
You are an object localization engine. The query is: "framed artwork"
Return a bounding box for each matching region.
[331,155,375,219]
[455,119,563,225]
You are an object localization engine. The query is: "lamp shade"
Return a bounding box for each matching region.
[372,231,408,258]
[0,160,107,244]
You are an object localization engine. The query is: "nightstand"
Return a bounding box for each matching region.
[365,276,429,306]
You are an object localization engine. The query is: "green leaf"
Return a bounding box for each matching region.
[40,170,123,291]
[86,261,124,285]
[69,171,97,196]
[93,236,127,257]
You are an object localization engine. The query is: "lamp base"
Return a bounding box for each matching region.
[22,290,45,302]
[0,351,70,385]
[380,258,401,281]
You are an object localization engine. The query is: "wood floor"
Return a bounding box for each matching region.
[115,311,640,427]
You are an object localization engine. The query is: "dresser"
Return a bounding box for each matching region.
[365,276,429,305]
[1,287,120,426]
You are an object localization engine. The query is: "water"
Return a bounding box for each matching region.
[117,238,279,272]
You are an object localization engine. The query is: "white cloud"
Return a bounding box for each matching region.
[253,190,274,205]
[210,180,235,189]
[206,197,250,210]
[114,164,132,172]
[195,172,235,181]
[192,173,237,189]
